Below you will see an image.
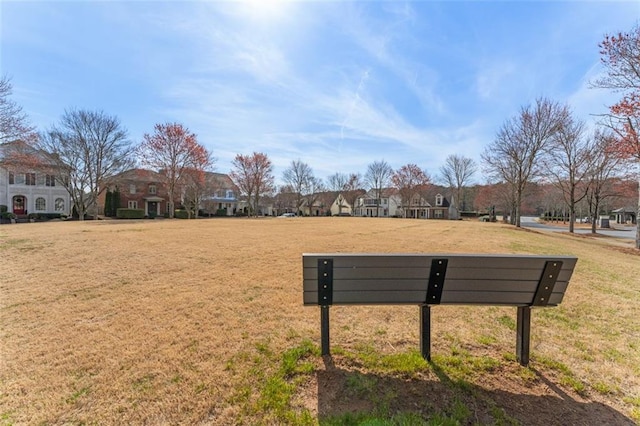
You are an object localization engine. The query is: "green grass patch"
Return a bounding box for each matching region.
[347,345,429,376]
[477,334,497,345]
[431,347,500,383]
[497,315,516,331]
[232,339,319,424]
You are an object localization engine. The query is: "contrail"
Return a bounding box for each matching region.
[340,68,370,141]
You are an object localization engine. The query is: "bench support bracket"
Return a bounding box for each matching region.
[516,306,531,366]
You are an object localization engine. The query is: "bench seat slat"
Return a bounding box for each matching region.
[303,291,564,305]
[303,267,573,282]
[303,278,569,293]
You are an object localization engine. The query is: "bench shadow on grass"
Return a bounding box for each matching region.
[317,356,634,425]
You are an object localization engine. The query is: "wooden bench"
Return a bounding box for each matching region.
[303,253,578,366]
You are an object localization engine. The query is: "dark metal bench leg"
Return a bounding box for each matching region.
[517,306,531,366]
[321,305,330,356]
[420,304,431,361]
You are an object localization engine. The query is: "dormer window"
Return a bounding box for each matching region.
[436,194,443,206]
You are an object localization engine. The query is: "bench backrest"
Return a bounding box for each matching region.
[303,253,578,307]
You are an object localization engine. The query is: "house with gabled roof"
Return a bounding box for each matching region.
[0,140,71,217]
[199,172,240,216]
[353,189,402,217]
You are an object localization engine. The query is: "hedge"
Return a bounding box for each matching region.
[174,209,190,219]
[116,208,145,219]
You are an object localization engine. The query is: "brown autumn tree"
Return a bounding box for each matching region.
[392,164,431,218]
[594,24,640,248]
[138,123,211,218]
[229,152,274,217]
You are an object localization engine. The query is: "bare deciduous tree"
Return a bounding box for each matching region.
[365,160,393,217]
[343,173,364,216]
[40,109,135,220]
[543,115,594,232]
[282,160,313,216]
[482,98,569,227]
[326,172,350,215]
[585,131,625,234]
[439,154,477,212]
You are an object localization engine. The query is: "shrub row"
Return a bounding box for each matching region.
[116,208,145,219]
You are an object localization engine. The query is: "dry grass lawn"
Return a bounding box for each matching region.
[1,217,639,425]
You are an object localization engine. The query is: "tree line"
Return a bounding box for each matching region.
[1,23,638,247]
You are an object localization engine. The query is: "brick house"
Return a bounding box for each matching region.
[98,168,169,217]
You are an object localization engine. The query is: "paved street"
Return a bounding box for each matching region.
[520,216,637,240]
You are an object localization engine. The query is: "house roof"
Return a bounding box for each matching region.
[612,207,636,214]
[114,168,164,182]
[0,140,59,167]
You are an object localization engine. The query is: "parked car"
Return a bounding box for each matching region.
[278,212,296,218]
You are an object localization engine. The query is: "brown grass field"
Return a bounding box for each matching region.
[1,217,639,425]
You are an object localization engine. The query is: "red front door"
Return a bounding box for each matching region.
[12,196,26,215]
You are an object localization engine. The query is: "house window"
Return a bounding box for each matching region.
[226,190,234,199]
[436,194,443,207]
[129,184,136,194]
[128,200,138,209]
[35,197,46,211]
[37,174,45,186]
[435,209,443,219]
[8,172,14,184]
[55,198,65,212]
[46,175,56,187]
[149,185,157,194]
[26,173,36,186]
[14,173,25,185]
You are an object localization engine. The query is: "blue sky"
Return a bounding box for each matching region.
[2,1,638,185]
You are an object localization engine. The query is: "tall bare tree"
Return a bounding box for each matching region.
[343,173,364,216]
[138,123,210,218]
[39,109,134,220]
[282,160,313,215]
[543,115,595,232]
[482,98,569,227]
[365,160,393,217]
[439,154,477,212]
[0,75,37,143]
[585,131,625,234]
[303,176,326,216]
[230,152,274,217]
[327,172,350,215]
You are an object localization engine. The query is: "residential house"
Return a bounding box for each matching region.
[0,140,71,217]
[200,172,240,216]
[330,193,353,216]
[98,168,169,217]
[353,189,402,217]
[99,169,241,218]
